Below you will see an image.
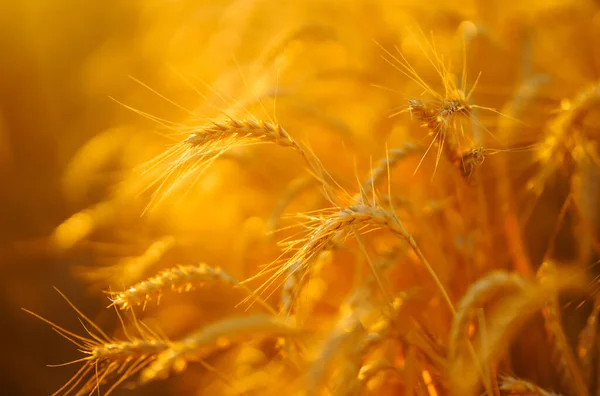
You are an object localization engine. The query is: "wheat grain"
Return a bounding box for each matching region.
[456,146,486,182]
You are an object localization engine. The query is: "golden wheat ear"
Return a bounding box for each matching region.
[139,117,322,213]
[23,288,168,396]
[577,296,600,384]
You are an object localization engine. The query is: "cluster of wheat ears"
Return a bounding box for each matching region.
[21,1,600,395]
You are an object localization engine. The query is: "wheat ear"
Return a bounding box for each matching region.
[379,33,492,175]
[142,117,327,211]
[107,263,239,310]
[23,288,167,396]
[448,271,527,364]
[140,315,301,383]
[275,204,452,319]
[495,75,550,278]
[268,175,317,235]
[537,261,588,396]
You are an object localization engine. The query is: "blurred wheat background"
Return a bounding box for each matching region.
[2,0,600,395]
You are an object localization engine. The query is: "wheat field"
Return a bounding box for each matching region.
[2,0,600,395]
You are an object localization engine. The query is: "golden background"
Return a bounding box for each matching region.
[1,0,599,395]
